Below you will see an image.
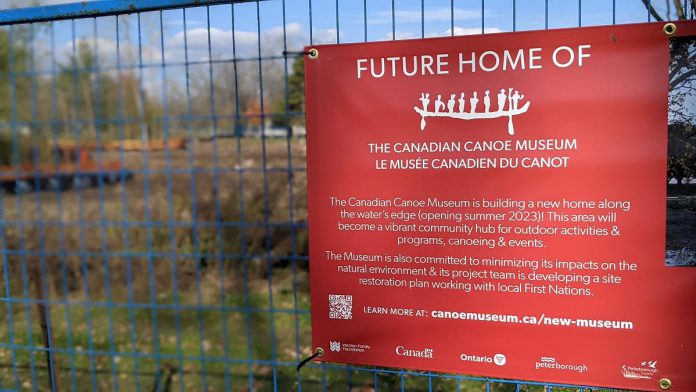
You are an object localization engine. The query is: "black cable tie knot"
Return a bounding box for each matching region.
[297,347,324,372]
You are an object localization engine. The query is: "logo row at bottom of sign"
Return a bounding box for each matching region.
[326,341,659,380]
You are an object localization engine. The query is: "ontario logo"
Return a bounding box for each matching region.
[494,354,507,366]
[459,353,507,367]
[621,361,659,380]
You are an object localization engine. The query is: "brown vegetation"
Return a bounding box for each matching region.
[0,138,314,390]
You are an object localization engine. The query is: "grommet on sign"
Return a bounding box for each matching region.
[659,378,672,390]
[663,23,677,36]
[308,48,319,60]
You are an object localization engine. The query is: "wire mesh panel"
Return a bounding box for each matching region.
[0,0,688,391]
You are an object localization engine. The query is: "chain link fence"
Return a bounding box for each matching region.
[0,0,689,390]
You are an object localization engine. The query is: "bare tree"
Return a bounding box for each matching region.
[642,1,696,123]
[641,0,696,21]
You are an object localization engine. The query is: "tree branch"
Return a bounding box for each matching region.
[641,0,665,21]
[670,67,696,90]
[669,52,696,80]
[673,0,684,19]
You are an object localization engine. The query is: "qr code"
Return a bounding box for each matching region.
[328,294,352,320]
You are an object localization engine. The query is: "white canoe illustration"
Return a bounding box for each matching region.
[414,101,530,135]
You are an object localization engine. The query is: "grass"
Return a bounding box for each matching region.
[0,267,313,391]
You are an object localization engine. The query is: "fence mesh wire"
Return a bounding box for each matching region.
[0,0,686,390]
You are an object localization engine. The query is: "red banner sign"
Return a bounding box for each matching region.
[306,21,696,391]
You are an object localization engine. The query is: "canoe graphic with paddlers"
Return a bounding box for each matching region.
[414,88,530,135]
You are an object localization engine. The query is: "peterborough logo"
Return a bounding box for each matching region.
[535,356,588,373]
[330,341,341,352]
[621,361,659,380]
[414,88,530,135]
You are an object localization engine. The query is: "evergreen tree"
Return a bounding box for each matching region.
[271,56,305,127]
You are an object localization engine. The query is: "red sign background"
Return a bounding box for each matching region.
[306,22,696,391]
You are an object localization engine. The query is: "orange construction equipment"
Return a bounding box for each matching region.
[57,138,187,152]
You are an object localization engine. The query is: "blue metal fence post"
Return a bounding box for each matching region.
[114,14,143,392]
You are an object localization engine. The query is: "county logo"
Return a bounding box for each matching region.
[621,360,658,380]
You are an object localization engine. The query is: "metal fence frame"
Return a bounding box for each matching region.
[0,0,684,391]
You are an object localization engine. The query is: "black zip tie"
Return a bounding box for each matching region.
[283,50,311,57]
[283,49,319,59]
[297,348,324,372]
